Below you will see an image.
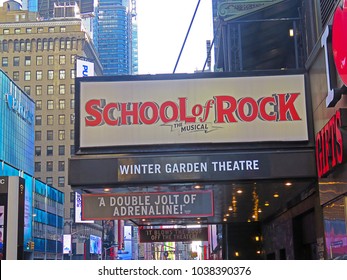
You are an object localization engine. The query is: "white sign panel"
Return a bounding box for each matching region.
[76,59,94,78]
[79,75,308,148]
[75,192,93,223]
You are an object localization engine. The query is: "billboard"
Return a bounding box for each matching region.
[76,58,94,78]
[77,74,308,149]
[63,234,71,254]
[89,235,102,255]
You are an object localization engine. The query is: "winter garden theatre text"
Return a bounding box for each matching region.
[119,160,260,175]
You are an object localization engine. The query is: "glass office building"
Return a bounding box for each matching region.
[0,70,34,175]
[94,0,131,75]
[0,70,64,259]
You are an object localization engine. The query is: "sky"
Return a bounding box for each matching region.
[0,0,214,75]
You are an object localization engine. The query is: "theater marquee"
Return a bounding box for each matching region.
[77,74,308,149]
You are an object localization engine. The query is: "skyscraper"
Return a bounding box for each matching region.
[22,0,95,18]
[94,0,138,75]
[0,2,103,259]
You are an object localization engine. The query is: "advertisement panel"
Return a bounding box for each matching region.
[82,191,214,220]
[76,58,94,78]
[77,74,308,149]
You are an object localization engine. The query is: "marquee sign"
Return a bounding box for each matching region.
[82,191,214,220]
[77,74,308,148]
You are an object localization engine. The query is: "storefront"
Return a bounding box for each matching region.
[306,0,347,260]
[69,71,318,259]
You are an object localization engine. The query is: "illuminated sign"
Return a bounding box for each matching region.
[77,74,308,148]
[139,227,208,243]
[321,1,347,107]
[316,109,347,177]
[82,191,214,220]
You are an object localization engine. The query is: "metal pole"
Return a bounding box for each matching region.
[173,0,201,73]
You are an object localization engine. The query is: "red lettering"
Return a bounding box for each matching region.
[103,102,118,126]
[258,96,277,121]
[139,102,159,125]
[159,101,179,123]
[85,99,103,126]
[120,102,139,125]
[316,109,345,178]
[179,98,196,123]
[214,96,237,123]
[277,93,301,121]
[335,110,343,163]
[237,97,258,122]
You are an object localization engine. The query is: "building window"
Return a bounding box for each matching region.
[49,40,54,50]
[3,29,9,34]
[47,115,54,125]
[48,55,54,65]
[70,69,75,79]
[35,100,42,110]
[14,40,20,51]
[47,85,54,95]
[46,161,53,172]
[35,146,41,156]
[70,99,74,109]
[70,130,74,140]
[34,162,41,172]
[59,99,65,110]
[60,26,66,32]
[24,86,31,95]
[47,130,53,141]
[70,114,75,125]
[58,130,65,140]
[26,41,31,51]
[59,69,65,79]
[60,39,65,50]
[58,161,65,172]
[36,70,43,80]
[47,146,53,156]
[14,28,21,34]
[13,57,19,66]
[36,85,42,96]
[70,145,75,155]
[71,55,76,64]
[66,40,71,50]
[2,40,8,51]
[59,114,65,125]
[47,100,54,110]
[26,28,32,33]
[58,145,65,156]
[58,177,65,188]
[37,39,42,50]
[35,131,41,141]
[35,115,42,125]
[59,55,66,65]
[59,84,65,95]
[37,27,44,33]
[2,57,8,67]
[36,56,43,65]
[48,27,55,33]
[46,177,53,186]
[13,71,19,81]
[70,84,75,95]
[25,56,31,66]
[24,71,31,81]
[47,70,54,80]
